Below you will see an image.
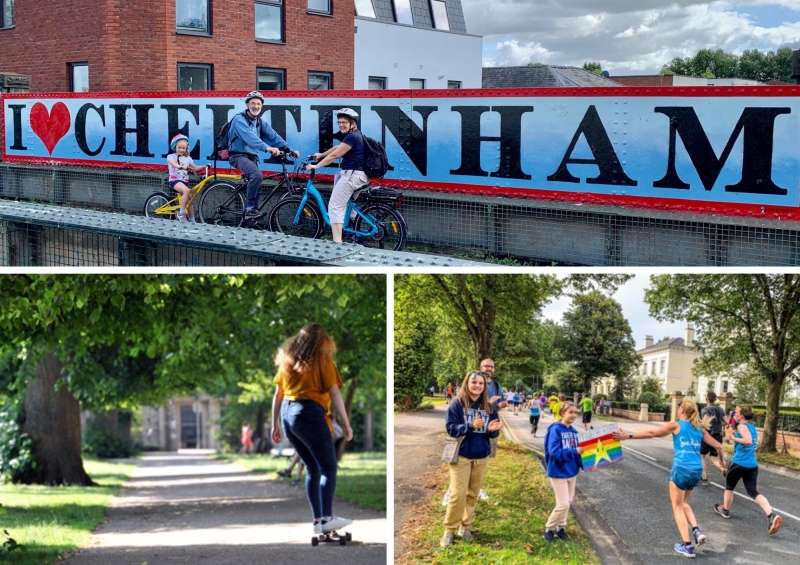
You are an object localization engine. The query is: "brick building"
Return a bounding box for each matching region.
[0,0,352,92]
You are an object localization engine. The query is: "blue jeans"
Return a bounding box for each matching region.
[282,399,337,519]
[228,153,261,208]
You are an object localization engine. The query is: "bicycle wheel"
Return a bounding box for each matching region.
[198,180,245,227]
[143,192,174,219]
[267,197,324,239]
[353,203,407,251]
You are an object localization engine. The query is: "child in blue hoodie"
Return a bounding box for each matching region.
[440,370,504,547]
[543,401,585,543]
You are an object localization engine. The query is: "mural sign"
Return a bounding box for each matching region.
[3,88,800,217]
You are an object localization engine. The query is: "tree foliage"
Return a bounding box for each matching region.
[662,46,794,82]
[645,274,800,453]
[557,291,641,394]
[583,61,603,76]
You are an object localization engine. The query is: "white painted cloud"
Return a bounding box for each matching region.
[462,1,800,74]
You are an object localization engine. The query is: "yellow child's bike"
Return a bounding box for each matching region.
[143,153,302,228]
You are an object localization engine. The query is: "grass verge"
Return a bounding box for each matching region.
[419,397,448,409]
[220,452,386,512]
[399,438,602,565]
[0,458,135,565]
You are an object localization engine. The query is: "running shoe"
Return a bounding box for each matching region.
[313,521,323,535]
[769,514,782,535]
[440,530,455,547]
[673,543,696,558]
[714,504,730,519]
[555,527,570,541]
[693,528,706,546]
[245,207,260,218]
[478,489,489,500]
[542,530,555,543]
[700,476,709,486]
[458,528,473,542]
[321,515,352,533]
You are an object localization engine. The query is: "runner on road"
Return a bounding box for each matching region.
[613,401,725,559]
[579,392,594,431]
[528,398,541,436]
[713,404,782,536]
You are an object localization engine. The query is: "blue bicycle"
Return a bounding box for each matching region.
[267,157,408,251]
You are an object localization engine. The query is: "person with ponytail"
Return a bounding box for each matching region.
[612,401,725,558]
[713,404,782,535]
[440,370,504,547]
[271,323,353,537]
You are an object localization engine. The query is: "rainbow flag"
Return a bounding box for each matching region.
[577,423,623,471]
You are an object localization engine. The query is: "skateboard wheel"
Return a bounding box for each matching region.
[339,536,346,545]
[346,532,352,541]
[311,537,319,546]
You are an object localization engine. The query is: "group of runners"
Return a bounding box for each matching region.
[441,367,784,558]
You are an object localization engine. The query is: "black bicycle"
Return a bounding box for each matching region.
[198,152,302,228]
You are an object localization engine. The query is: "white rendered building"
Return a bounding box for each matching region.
[354,0,482,90]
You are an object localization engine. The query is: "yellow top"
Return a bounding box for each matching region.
[274,355,343,431]
[553,401,563,422]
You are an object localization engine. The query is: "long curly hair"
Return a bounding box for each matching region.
[274,323,337,388]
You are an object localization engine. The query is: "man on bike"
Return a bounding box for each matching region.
[228,91,299,218]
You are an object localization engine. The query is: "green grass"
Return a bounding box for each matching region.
[0,458,135,565]
[399,439,602,565]
[220,452,386,512]
[419,397,448,409]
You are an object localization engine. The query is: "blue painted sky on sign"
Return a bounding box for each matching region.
[467,1,800,75]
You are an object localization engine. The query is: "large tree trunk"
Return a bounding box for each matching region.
[759,377,784,454]
[21,352,96,486]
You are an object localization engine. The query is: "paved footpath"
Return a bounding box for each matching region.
[61,451,386,565]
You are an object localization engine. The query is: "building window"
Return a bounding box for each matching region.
[368,76,387,90]
[176,0,209,34]
[393,0,413,25]
[447,80,461,89]
[256,0,284,42]
[355,0,375,18]
[178,64,212,91]
[69,63,89,92]
[307,0,330,14]
[722,380,729,393]
[258,68,285,90]
[1,0,14,28]
[660,360,665,374]
[651,361,656,375]
[308,71,332,90]
[409,78,425,89]
[430,0,449,31]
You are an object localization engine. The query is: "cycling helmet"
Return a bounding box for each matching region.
[245,90,265,104]
[170,134,190,151]
[336,108,359,120]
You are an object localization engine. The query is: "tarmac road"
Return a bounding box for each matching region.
[501,407,800,565]
[60,451,386,565]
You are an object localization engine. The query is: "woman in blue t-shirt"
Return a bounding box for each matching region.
[613,401,725,558]
[307,108,369,244]
[713,405,782,535]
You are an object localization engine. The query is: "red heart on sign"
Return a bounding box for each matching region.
[30,102,71,155]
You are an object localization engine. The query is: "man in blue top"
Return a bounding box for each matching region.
[227,91,299,218]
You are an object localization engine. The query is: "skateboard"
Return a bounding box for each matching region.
[311,530,353,546]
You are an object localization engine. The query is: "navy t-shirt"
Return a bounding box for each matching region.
[334,130,365,171]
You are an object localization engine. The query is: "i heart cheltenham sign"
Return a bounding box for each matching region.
[3,88,800,220]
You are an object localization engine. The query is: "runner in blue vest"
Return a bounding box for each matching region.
[613,401,725,558]
[713,405,782,535]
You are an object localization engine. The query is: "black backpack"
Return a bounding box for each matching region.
[359,132,391,178]
[215,111,256,161]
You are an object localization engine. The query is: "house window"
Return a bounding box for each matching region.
[393,0,413,25]
[447,80,461,89]
[1,0,14,28]
[409,78,425,89]
[256,0,284,42]
[651,361,656,375]
[368,76,387,90]
[430,0,449,31]
[722,380,729,393]
[307,0,330,14]
[258,68,285,90]
[176,0,209,34]
[69,63,89,92]
[178,64,212,91]
[355,0,375,18]
[308,71,332,90]
[660,360,665,374]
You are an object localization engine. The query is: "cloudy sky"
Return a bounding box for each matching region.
[464,0,800,75]
[542,274,689,350]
